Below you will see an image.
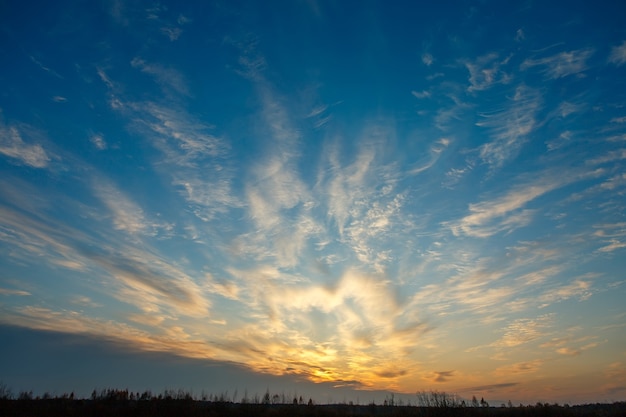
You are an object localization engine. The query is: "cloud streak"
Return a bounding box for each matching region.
[449,175,561,238]
[0,123,51,168]
[476,85,542,169]
[608,41,626,66]
[521,48,594,78]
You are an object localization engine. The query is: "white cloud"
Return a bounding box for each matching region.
[93,180,148,234]
[161,26,182,41]
[0,288,31,296]
[0,124,50,168]
[449,176,563,238]
[1,196,208,320]
[546,130,573,151]
[521,48,594,78]
[476,85,542,169]
[71,295,102,307]
[246,91,307,228]
[131,57,189,96]
[0,306,220,361]
[29,55,63,78]
[205,273,240,300]
[422,53,434,66]
[96,67,115,90]
[586,149,626,165]
[234,68,320,267]
[608,41,626,66]
[539,278,594,304]
[89,133,107,150]
[465,53,511,92]
[408,138,450,175]
[177,15,191,25]
[324,143,375,236]
[89,245,211,318]
[597,239,626,253]
[600,173,626,190]
[0,204,89,267]
[411,90,431,99]
[556,101,585,118]
[495,360,543,377]
[346,194,404,272]
[491,314,553,348]
[129,102,237,220]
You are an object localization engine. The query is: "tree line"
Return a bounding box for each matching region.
[1,383,625,417]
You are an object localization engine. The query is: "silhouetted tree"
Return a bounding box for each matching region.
[263,389,271,405]
[18,391,33,400]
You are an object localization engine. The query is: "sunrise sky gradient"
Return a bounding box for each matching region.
[1,0,626,406]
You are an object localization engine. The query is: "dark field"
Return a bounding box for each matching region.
[2,399,625,417]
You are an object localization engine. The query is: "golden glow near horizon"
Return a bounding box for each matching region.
[4,262,623,403]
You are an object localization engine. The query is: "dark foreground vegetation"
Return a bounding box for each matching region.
[1,387,624,417]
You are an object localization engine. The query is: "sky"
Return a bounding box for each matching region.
[1,0,626,406]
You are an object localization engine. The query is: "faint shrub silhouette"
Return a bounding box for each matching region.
[0,382,12,400]
[416,390,463,408]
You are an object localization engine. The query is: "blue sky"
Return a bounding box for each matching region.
[1,0,625,405]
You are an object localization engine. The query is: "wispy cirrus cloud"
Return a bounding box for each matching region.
[321,123,403,238]
[491,314,553,348]
[0,306,222,361]
[408,138,450,175]
[93,180,148,234]
[449,175,561,238]
[219,266,427,388]
[411,90,431,99]
[138,102,227,162]
[597,239,626,253]
[540,331,602,357]
[0,288,31,296]
[161,27,182,41]
[494,360,543,376]
[476,85,542,169]
[0,183,206,320]
[87,246,210,318]
[464,53,511,92]
[89,132,107,150]
[603,362,626,394]
[204,273,240,301]
[98,66,238,222]
[2,161,211,320]
[236,53,321,267]
[29,55,63,78]
[298,271,422,384]
[459,382,519,394]
[608,41,626,66]
[71,295,102,308]
[586,149,626,165]
[450,165,607,239]
[346,193,404,272]
[0,123,51,168]
[538,276,595,306]
[131,57,189,96]
[521,48,594,78]
[422,52,434,66]
[424,370,455,383]
[323,140,377,236]
[0,204,88,266]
